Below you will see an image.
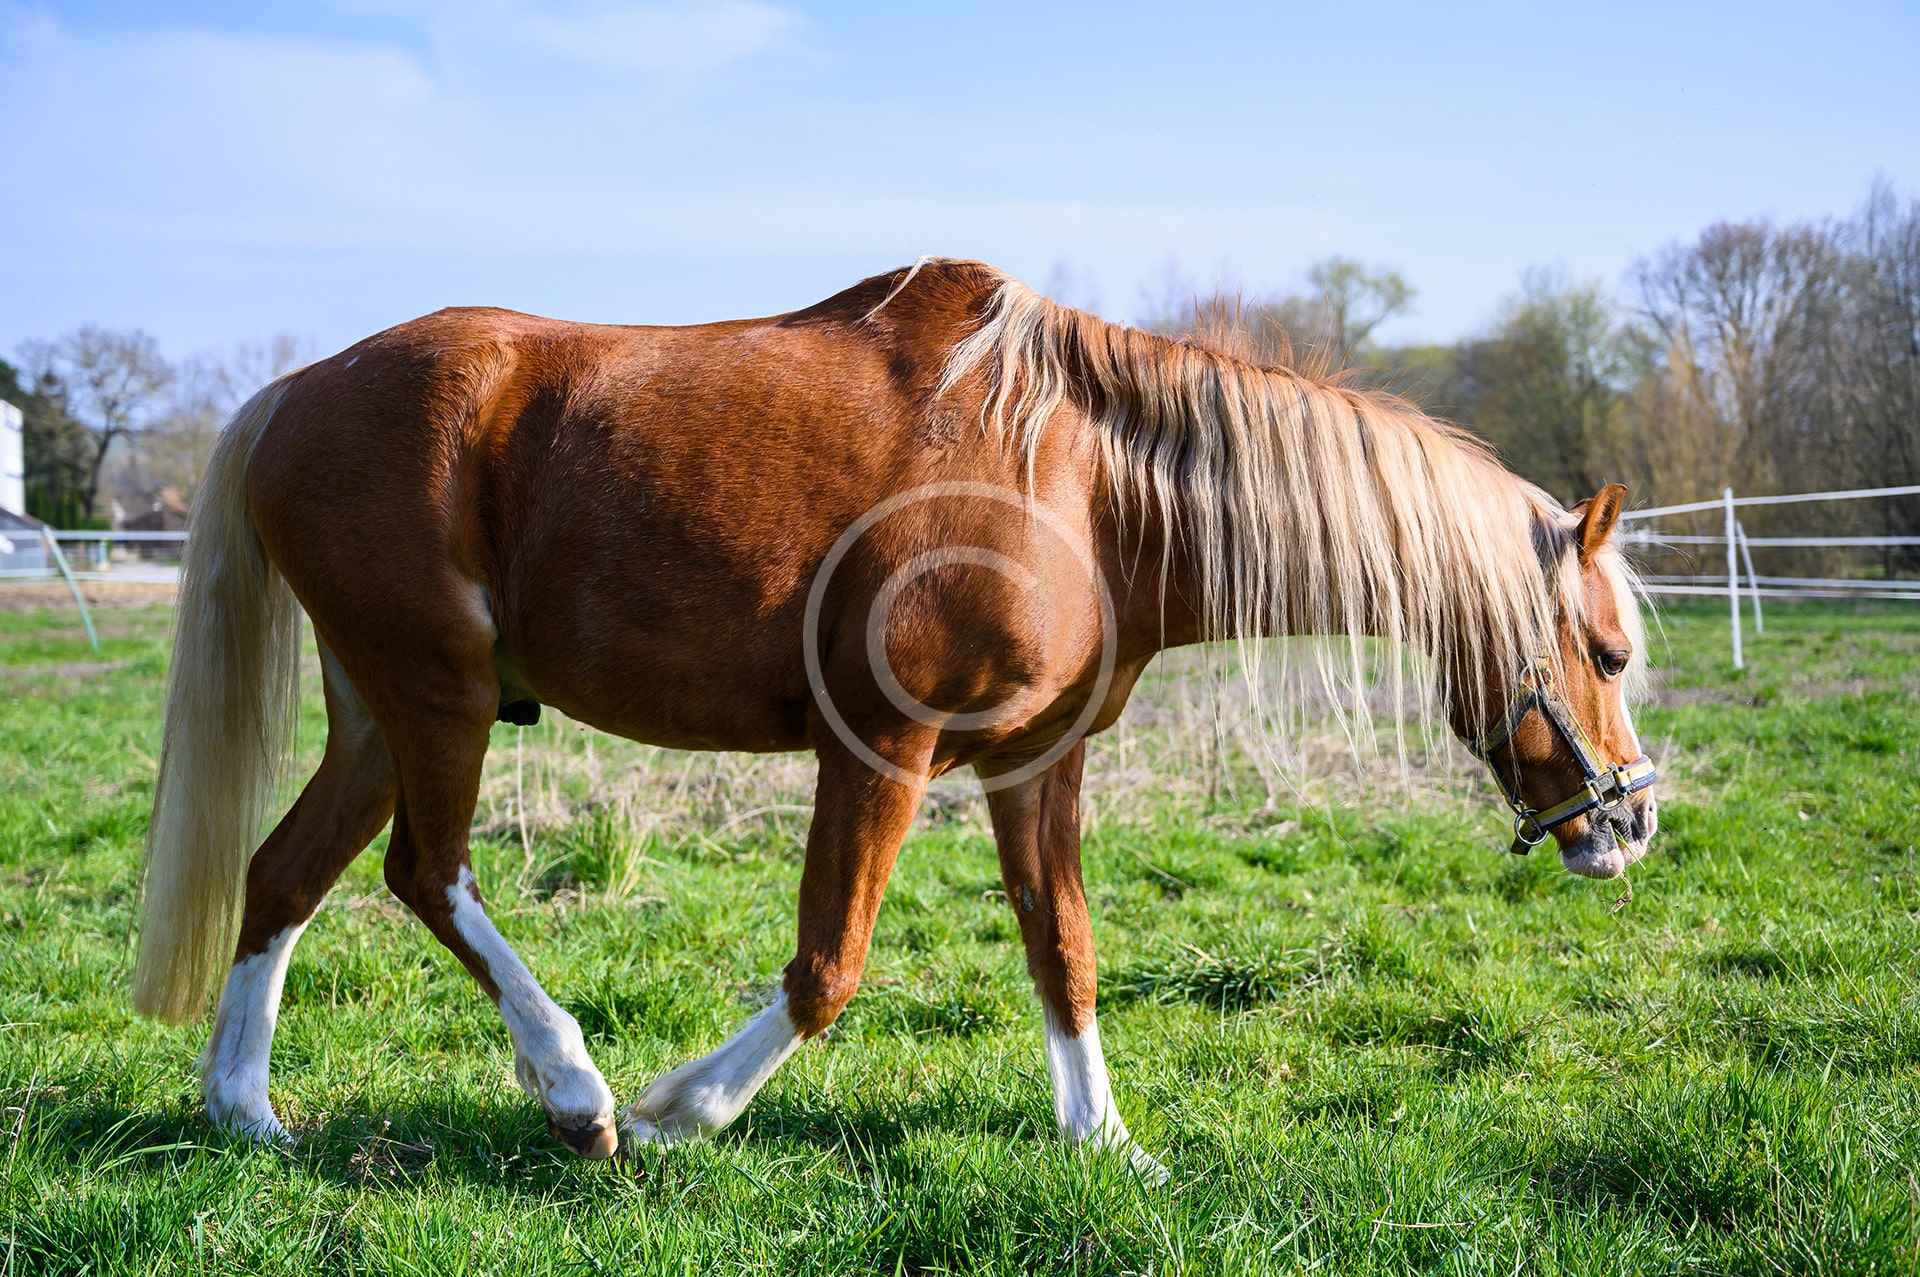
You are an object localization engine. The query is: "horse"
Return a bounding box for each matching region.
[132,259,1658,1172]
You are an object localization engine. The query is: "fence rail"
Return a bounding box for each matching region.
[0,528,188,651]
[48,529,193,543]
[1643,585,1920,602]
[1621,483,1920,521]
[6,491,1917,669]
[1644,574,1920,591]
[1624,533,1920,547]
[1623,483,1918,669]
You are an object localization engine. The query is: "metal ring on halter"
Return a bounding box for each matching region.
[1512,809,1549,848]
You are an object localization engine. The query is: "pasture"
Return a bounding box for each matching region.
[1,597,1916,1274]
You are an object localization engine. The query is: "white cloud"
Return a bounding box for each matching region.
[10,5,1249,280]
[0,2,1466,353]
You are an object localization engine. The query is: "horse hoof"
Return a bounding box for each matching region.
[550,1118,618,1160]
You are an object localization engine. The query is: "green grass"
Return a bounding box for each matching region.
[2,600,1918,1274]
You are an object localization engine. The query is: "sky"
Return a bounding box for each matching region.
[3,1,1916,364]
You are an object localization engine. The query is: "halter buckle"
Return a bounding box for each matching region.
[1597,764,1634,812]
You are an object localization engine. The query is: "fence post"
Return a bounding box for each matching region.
[1736,520,1764,634]
[1724,488,1743,669]
[40,528,100,654]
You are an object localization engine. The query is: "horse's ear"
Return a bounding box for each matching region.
[1574,483,1627,562]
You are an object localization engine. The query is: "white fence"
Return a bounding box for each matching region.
[7,493,1917,668]
[0,529,188,581]
[1619,484,1920,669]
[0,528,187,652]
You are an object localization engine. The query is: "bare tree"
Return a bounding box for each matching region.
[1617,189,1919,569]
[133,335,310,505]
[1846,179,1920,554]
[1629,219,1848,497]
[1457,269,1628,499]
[1134,257,1202,334]
[1304,256,1416,365]
[1042,261,1104,315]
[1137,255,1416,372]
[17,327,174,520]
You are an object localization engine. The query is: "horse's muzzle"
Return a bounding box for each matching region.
[1559,794,1657,879]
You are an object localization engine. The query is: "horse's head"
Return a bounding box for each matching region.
[1467,483,1658,879]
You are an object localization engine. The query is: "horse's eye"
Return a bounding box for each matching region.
[1597,649,1630,678]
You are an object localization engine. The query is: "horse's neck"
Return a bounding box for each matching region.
[1098,518,1209,659]
[1102,486,1497,755]
[1096,489,1274,659]
[1099,458,1433,658]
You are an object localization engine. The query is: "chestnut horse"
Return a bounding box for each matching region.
[133,259,1657,1171]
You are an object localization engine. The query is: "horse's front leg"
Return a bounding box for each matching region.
[621,728,933,1145]
[982,744,1165,1180]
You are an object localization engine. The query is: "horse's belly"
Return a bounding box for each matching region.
[508,618,814,754]
[546,682,811,754]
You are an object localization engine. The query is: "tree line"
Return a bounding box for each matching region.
[1417,181,1915,538]
[2,334,304,529]
[1132,180,1919,572]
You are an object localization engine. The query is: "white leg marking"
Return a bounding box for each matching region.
[203,921,306,1143]
[200,646,369,1145]
[445,868,616,1154]
[621,991,804,1144]
[1044,1006,1166,1181]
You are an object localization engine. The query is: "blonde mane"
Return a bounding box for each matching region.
[934,270,1603,749]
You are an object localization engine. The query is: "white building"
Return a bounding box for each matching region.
[0,401,53,576]
[0,398,23,516]
[0,399,24,518]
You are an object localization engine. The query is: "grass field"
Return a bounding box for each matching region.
[2,597,1917,1275]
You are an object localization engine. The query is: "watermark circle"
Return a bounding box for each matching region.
[801,481,1117,793]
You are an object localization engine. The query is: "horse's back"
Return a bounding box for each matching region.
[244,265,1048,750]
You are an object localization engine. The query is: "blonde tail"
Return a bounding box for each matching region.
[132,377,302,1023]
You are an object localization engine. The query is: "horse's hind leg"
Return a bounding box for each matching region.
[371,643,618,1159]
[203,647,396,1141]
[981,744,1164,1180]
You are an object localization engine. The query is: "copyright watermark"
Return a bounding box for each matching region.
[802,481,1117,793]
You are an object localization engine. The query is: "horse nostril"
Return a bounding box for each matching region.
[1604,805,1639,843]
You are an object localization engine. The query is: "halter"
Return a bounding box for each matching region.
[1469,659,1658,857]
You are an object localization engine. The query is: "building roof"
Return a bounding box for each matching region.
[0,505,47,533]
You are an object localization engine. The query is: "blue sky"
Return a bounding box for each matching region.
[3,1,1915,362]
